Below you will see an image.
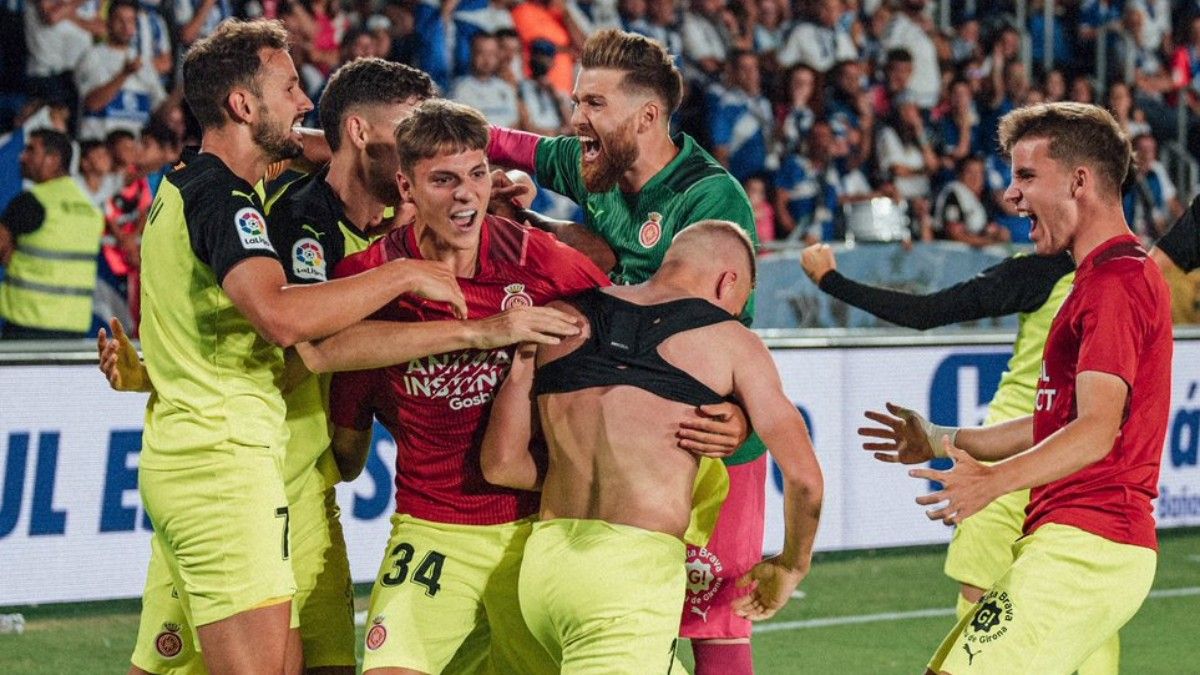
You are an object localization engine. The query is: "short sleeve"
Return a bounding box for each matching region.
[186,191,279,285]
[1,192,46,236]
[1075,277,1144,388]
[1155,195,1200,272]
[533,135,587,205]
[268,212,329,285]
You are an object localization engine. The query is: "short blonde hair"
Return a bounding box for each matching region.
[997,102,1132,196]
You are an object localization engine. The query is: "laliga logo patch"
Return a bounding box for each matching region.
[366,616,387,651]
[500,283,533,311]
[235,207,274,252]
[639,212,664,249]
[154,623,184,658]
[291,237,327,281]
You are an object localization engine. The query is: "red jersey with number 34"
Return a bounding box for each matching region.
[330,216,610,526]
[1028,235,1173,550]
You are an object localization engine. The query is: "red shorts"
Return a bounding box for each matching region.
[679,454,767,640]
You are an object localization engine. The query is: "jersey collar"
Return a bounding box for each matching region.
[398,215,494,278]
[1074,233,1144,281]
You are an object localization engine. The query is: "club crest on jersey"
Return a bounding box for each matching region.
[235,207,274,251]
[684,547,724,607]
[366,616,387,651]
[639,212,663,248]
[291,237,327,281]
[154,623,184,658]
[501,283,533,311]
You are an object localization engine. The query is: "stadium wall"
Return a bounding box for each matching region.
[2,333,1199,605]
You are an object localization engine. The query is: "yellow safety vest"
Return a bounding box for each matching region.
[0,177,104,332]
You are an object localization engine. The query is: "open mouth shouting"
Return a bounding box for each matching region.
[579,133,602,163]
[450,208,479,230]
[1018,208,1040,239]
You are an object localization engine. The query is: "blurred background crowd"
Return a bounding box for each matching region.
[2,0,1200,336]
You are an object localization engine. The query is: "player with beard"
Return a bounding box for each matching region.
[134,22,467,674]
[99,57,450,675]
[325,99,613,675]
[485,29,768,674]
[862,103,1171,674]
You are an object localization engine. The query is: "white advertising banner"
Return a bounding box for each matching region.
[2,340,1199,605]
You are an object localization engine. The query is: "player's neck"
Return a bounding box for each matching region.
[1070,203,1135,263]
[619,130,679,193]
[413,222,480,277]
[199,126,272,188]
[326,152,382,233]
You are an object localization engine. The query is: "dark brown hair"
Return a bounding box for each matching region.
[320,57,435,152]
[394,100,490,174]
[182,19,291,130]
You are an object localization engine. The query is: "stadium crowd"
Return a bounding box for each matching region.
[3,0,1200,338]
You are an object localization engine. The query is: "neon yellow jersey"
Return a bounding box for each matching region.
[139,154,287,468]
[984,270,1075,425]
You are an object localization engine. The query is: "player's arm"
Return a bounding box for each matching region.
[802,244,1074,329]
[328,368,381,481]
[223,257,466,348]
[480,343,542,491]
[728,331,823,621]
[911,372,1126,525]
[1152,193,1200,273]
[515,208,617,274]
[860,403,1035,464]
[331,425,373,481]
[295,305,580,373]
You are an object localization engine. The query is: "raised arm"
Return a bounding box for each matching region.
[480,344,542,491]
[801,244,1073,330]
[728,332,823,621]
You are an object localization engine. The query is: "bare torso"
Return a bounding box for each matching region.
[535,287,744,539]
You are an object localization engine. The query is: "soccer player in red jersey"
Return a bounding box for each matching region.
[326,99,612,675]
[861,102,1173,674]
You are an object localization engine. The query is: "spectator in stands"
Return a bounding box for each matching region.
[631,0,684,66]
[496,27,527,85]
[105,128,138,175]
[1028,0,1071,69]
[172,0,232,47]
[1107,81,1152,138]
[380,1,420,65]
[876,99,936,240]
[745,172,777,248]
[453,0,517,79]
[826,59,875,171]
[777,0,856,74]
[519,39,571,135]
[869,47,914,120]
[1125,132,1183,243]
[709,49,774,181]
[1069,74,1097,104]
[618,0,647,30]
[858,1,892,67]
[451,31,524,128]
[779,64,819,154]
[0,100,70,212]
[949,14,980,65]
[74,139,120,210]
[933,154,1009,248]
[680,0,729,83]
[133,0,173,79]
[984,150,1029,242]
[934,78,980,176]
[1078,0,1123,77]
[774,120,843,243]
[0,129,103,339]
[23,0,104,111]
[512,0,585,93]
[566,0,624,35]
[981,58,1027,154]
[1044,68,1067,102]
[753,0,788,56]
[883,0,939,109]
[75,0,167,141]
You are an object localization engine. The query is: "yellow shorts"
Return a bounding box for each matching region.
[519,519,687,675]
[131,468,352,671]
[362,514,555,675]
[138,450,296,630]
[943,489,1030,590]
[929,524,1156,675]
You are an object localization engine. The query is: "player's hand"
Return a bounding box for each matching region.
[732,555,807,621]
[800,243,836,284]
[473,305,580,349]
[488,169,534,220]
[97,317,151,392]
[397,259,468,319]
[909,439,998,525]
[677,402,749,457]
[859,402,936,464]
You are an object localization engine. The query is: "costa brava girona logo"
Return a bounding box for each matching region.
[683,547,724,621]
[500,283,533,311]
[639,212,664,248]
